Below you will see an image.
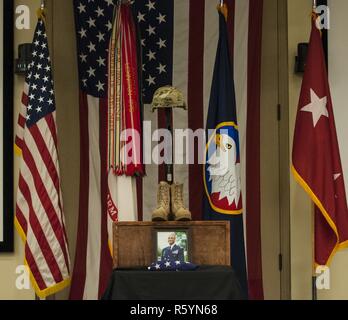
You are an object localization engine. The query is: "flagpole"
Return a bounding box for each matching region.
[41,0,45,10]
[312,204,317,300]
[311,0,318,302]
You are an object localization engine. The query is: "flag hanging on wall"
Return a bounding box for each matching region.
[203,6,248,299]
[70,0,142,300]
[292,16,348,266]
[14,14,70,298]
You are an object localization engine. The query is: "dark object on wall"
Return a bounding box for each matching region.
[295,43,308,74]
[1,0,14,252]
[15,43,32,75]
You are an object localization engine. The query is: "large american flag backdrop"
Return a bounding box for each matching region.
[15,18,71,298]
[70,0,264,300]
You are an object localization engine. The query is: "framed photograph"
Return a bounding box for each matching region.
[0,0,14,252]
[154,229,191,263]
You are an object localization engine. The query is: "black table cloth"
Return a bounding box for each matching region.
[102,265,242,300]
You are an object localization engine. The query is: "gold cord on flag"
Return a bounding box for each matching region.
[107,3,144,177]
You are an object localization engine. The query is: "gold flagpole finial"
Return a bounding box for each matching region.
[37,0,46,20]
[217,1,228,21]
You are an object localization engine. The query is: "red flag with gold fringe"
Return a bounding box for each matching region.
[292,17,348,266]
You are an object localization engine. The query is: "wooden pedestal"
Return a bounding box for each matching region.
[113,221,230,268]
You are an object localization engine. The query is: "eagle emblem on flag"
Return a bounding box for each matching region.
[204,122,242,215]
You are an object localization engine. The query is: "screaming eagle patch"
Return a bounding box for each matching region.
[204,122,243,215]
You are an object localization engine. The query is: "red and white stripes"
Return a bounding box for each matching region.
[15,84,70,298]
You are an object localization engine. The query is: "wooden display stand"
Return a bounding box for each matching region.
[113,221,230,268]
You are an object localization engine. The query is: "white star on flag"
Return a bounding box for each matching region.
[95,7,104,17]
[165,261,171,267]
[80,53,87,62]
[77,3,86,13]
[157,13,166,24]
[96,81,105,92]
[106,20,112,31]
[138,12,146,23]
[157,63,166,74]
[157,38,166,49]
[146,50,156,61]
[88,42,96,52]
[146,75,156,85]
[301,88,329,127]
[146,25,156,36]
[87,17,96,28]
[334,173,342,181]
[96,32,105,42]
[146,0,156,11]
[87,67,96,77]
[97,56,106,66]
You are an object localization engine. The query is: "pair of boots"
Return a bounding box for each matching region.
[152,182,192,221]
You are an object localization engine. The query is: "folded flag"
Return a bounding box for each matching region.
[148,260,198,271]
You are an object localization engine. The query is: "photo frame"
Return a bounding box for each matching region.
[0,0,14,252]
[153,228,192,263]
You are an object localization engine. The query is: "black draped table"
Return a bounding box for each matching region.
[102,265,242,300]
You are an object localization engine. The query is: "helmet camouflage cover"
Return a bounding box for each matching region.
[151,86,187,112]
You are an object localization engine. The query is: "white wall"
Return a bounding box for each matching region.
[288,0,313,300]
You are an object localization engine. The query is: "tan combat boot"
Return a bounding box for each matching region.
[152,181,171,221]
[171,182,192,221]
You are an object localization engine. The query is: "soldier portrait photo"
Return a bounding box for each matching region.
[156,231,189,263]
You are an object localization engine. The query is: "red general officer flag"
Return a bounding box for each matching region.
[292,17,348,266]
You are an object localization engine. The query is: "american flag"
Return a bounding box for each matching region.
[71,0,264,300]
[148,260,198,272]
[71,0,141,300]
[132,0,173,104]
[15,18,70,298]
[70,0,119,300]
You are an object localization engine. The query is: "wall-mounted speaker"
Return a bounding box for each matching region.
[15,43,33,75]
[295,43,308,74]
